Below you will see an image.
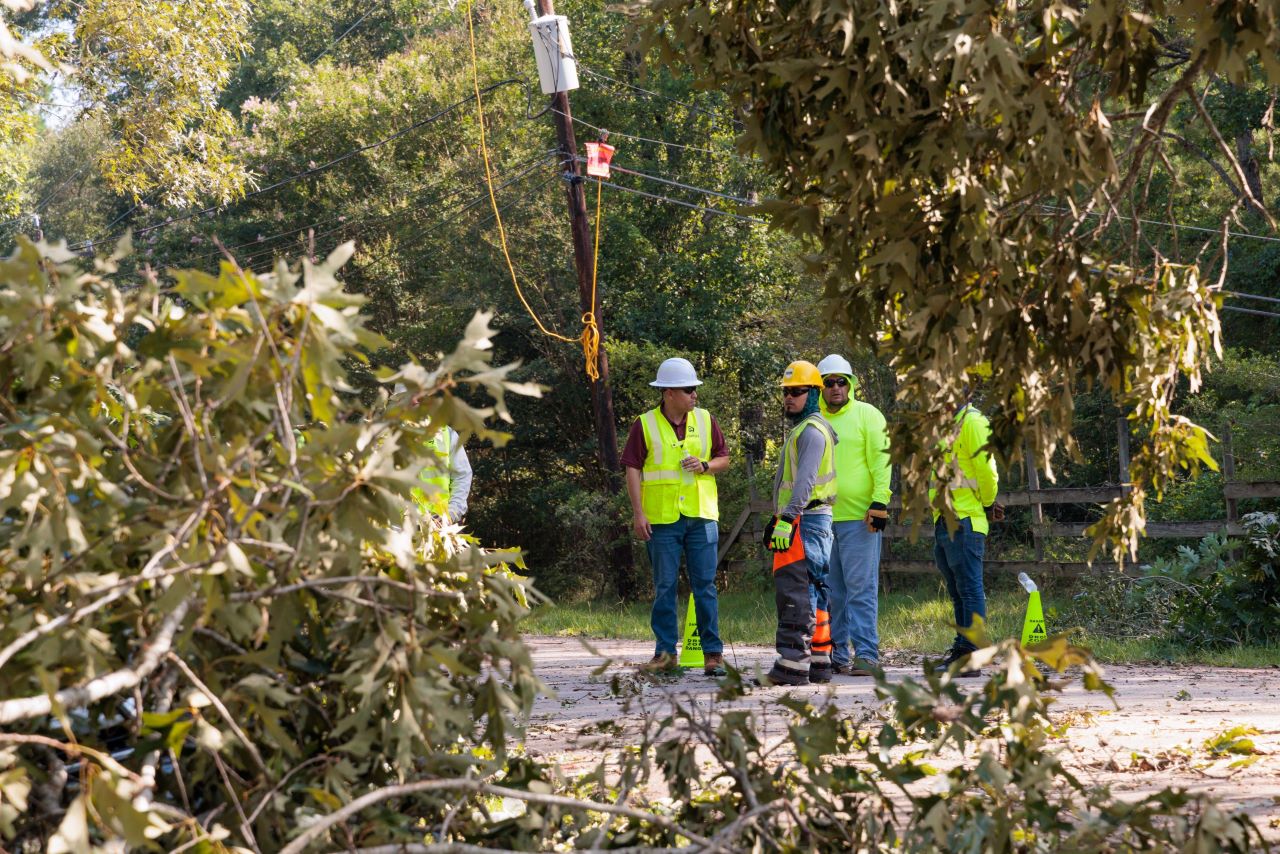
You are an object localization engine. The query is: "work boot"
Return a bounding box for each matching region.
[703,653,727,678]
[762,661,810,687]
[834,657,878,677]
[809,660,833,684]
[927,646,980,679]
[641,652,681,675]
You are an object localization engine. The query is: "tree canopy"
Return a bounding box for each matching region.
[641,0,1280,558]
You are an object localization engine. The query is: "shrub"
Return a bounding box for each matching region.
[1146,512,1280,648]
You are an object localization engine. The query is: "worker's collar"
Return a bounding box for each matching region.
[659,402,689,426]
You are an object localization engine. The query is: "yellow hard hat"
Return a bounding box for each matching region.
[779,360,822,388]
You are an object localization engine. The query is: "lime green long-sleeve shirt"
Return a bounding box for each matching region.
[930,406,999,534]
[819,397,892,522]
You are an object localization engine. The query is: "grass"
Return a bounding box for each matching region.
[523,586,1280,667]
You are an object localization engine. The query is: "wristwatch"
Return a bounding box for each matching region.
[700,460,709,473]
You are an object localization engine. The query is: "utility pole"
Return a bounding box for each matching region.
[533,0,635,594]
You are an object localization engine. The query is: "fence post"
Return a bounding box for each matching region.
[1025,437,1045,561]
[1116,416,1132,497]
[1222,421,1238,526]
[881,464,896,595]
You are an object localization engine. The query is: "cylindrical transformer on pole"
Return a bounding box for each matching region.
[528,13,579,94]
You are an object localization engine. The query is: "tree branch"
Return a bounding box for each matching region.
[0,584,128,672]
[278,780,713,854]
[1109,50,1210,227]
[0,598,193,725]
[334,846,694,854]
[166,652,270,780]
[0,733,142,783]
[1160,130,1245,200]
[229,575,422,602]
[1189,86,1273,225]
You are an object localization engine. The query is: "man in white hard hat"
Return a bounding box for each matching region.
[622,357,730,677]
[817,355,891,677]
[394,383,473,523]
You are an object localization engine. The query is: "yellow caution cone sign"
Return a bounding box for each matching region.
[1018,572,1047,647]
[678,596,704,669]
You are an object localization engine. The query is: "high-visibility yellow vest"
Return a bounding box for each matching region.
[639,406,718,524]
[820,398,892,521]
[930,406,999,534]
[776,414,837,514]
[412,429,452,516]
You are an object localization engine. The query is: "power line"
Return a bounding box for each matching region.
[1041,205,1280,245]
[231,155,554,270]
[581,157,754,205]
[234,155,552,268]
[1222,304,1280,319]
[73,78,527,253]
[308,6,377,67]
[351,172,560,279]
[551,108,754,163]
[577,65,744,131]
[589,176,765,224]
[266,4,380,101]
[183,143,556,267]
[33,164,93,215]
[0,164,94,230]
[1220,289,1280,306]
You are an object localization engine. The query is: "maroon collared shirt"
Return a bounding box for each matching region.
[621,408,729,469]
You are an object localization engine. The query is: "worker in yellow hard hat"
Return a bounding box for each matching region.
[762,360,838,687]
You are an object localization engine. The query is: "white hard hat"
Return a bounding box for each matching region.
[816,354,854,377]
[650,357,702,388]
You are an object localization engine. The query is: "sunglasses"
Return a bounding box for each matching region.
[667,386,698,395]
[823,377,849,388]
[782,387,811,398]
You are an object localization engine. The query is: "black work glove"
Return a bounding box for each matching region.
[864,501,889,533]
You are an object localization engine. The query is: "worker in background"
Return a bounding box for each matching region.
[929,396,1000,677]
[396,383,473,523]
[412,426,472,523]
[622,357,730,677]
[764,360,838,686]
[817,355,891,677]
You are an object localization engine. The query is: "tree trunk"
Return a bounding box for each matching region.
[1236,129,1265,210]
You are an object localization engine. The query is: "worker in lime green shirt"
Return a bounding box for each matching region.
[816,355,892,677]
[929,402,999,676]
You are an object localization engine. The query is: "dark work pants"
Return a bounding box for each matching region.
[934,517,987,653]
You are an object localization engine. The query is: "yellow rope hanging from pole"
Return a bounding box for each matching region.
[582,178,603,381]
[465,0,602,381]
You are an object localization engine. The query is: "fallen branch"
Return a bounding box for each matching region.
[0,733,142,783]
[166,652,270,779]
[279,780,712,854]
[0,598,193,725]
[335,845,694,854]
[230,575,428,602]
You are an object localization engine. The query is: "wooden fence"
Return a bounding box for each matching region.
[716,420,1280,579]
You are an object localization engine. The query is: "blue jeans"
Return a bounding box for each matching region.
[648,515,723,656]
[829,520,882,665]
[934,517,987,653]
[801,514,834,615]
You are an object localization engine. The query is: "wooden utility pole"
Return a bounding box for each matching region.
[537,0,634,593]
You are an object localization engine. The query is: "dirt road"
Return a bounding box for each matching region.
[523,636,1280,840]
